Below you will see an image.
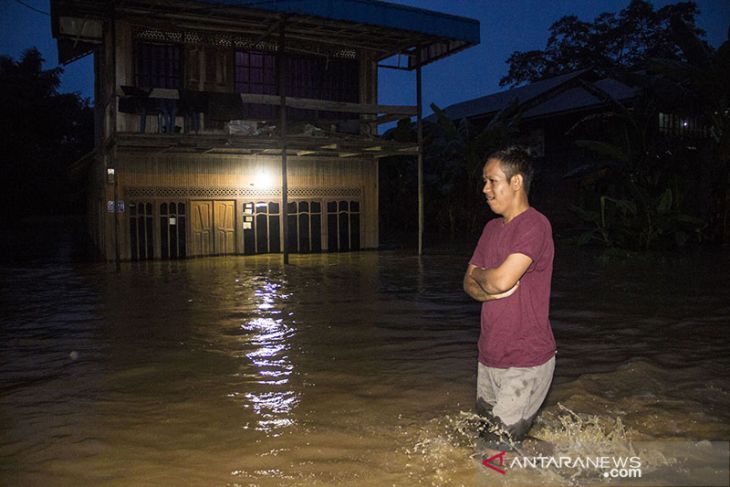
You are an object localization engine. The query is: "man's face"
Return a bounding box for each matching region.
[482,158,516,215]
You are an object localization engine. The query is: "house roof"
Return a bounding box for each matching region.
[522,77,638,119]
[433,69,639,122]
[51,0,479,68]
[197,0,480,44]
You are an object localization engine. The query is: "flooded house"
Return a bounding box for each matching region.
[50,0,479,261]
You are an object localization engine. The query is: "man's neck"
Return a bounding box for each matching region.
[502,199,530,224]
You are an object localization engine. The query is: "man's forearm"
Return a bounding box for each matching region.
[464,275,519,302]
[464,276,491,302]
[471,266,507,294]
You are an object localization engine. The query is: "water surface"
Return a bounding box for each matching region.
[1,228,728,485]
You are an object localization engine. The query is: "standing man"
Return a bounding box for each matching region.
[463,147,556,450]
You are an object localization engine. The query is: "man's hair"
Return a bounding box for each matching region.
[487,146,535,195]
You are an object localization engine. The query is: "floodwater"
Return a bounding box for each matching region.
[1,221,729,486]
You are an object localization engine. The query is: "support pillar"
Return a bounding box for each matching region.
[416,64,424,256]
[278,18,289,264]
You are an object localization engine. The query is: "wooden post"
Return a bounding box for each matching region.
[278,18,289,265]
[112,148,120,272]
[416,63,424,256]
[111,3,120,272]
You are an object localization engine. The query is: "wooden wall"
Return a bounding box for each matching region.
[101,153,378,260]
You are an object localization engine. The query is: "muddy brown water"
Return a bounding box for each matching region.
[1,227,729,485]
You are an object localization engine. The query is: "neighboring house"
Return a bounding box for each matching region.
[51,0,479,261]
[432,69,709,224]
[434,69,638,160]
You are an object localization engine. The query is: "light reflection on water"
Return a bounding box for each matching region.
[1,239,729,485]
[232,275,299,435]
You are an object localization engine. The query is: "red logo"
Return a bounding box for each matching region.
[482,451,507,475]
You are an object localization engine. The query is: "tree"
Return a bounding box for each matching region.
[648,18,730,241]
[0,48,93,222]
[568,82,707,249]
[500,0,706,87]
[380,104,522,244]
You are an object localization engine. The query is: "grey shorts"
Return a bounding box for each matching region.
[476,356,555,440]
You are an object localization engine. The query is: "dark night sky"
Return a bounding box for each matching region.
[1,0,728,114]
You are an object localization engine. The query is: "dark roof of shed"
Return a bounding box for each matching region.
[433,69,639,122]
[522,78,638,119]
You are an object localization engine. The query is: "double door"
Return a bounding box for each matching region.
[190,200,236,256]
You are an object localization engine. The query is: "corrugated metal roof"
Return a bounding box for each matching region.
[522,78,638,119]
[434,70,639,122]
[52,0,480,68]
[437,70,590,121]
[195,0,480,44]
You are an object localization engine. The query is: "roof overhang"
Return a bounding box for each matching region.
[50,0,479,68]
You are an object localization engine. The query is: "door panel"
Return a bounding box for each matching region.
[191,200,213,256]
[214,200,236,255]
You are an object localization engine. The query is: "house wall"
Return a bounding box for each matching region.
[101,154,378,260]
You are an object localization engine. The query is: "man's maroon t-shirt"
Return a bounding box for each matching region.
[469,207,556,368]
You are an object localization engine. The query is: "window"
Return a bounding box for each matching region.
[327,200,360,252]
[235,51,277,120]
[287,201,322,253]
[160,202,186,259]
[658,112,709,138]
[136,42,182,89]
[243,201,280,254]
[129,201,154,260]
[234,50,359,121]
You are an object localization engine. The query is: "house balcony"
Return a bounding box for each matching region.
[114,87,418,159]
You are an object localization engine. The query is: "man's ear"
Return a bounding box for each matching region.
[511,173,524,191]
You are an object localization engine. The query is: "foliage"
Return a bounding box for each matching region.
[647,16,730,241]
[569,83,707,250]
[0,48,94,221]
[500,0,705,87]
[423,102,521,239]
[379,104,523,243]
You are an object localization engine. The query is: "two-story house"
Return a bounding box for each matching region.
[51,0,479,261]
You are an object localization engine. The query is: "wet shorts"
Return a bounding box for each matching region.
[476,356,555,444]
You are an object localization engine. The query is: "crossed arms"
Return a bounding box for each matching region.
[463,253,533,302]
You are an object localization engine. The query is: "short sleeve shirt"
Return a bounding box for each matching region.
[469,207,556,368]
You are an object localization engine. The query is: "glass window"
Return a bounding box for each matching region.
[160,201,186,260]
[285,200,322,253]
[244,201,281,254]
[234,50,358,121]
[326,199,361,252]
[136,43,182,89]
[129,201,154,260]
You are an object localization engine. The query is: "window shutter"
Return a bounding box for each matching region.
[185,46,203,90]
[205,48,232,92]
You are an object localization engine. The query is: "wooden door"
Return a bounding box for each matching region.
[214,200,236,255]
[190,201,213,256]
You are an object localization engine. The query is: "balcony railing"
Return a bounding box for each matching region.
[117,86,416,138]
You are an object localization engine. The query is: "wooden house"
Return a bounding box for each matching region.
[431,69,711,225]
[50,0,479,261]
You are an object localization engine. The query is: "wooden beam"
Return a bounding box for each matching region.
[372,113,407,125]
[239,93,416,115]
